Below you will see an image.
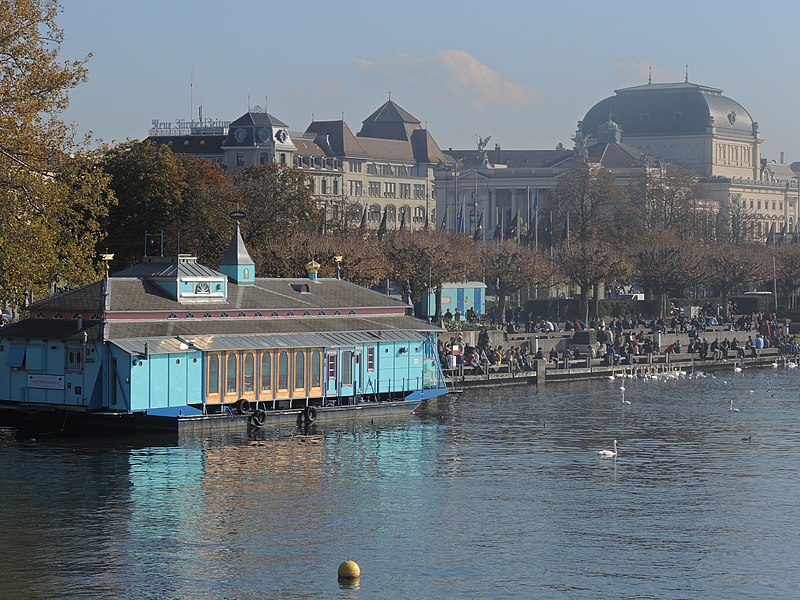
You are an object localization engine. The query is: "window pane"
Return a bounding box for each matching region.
[226,354,237,394]
[261,352,271,392]
[294,351,305,389]
[311,350,321,387]
[342,351,352,385]
[278,351,289,390]
[208,354,219,394]
[243,352,254,393]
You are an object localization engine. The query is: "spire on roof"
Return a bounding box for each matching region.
[685,64,689,83]
[219,221,255,285]
[648,65,652,85]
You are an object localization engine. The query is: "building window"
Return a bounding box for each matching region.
[321,179,328,195]
[350,161,362,173]
[341,351,353,385]
[368,181,380,197]
[294,351,306,390]
[414,206,426,223]
[414,184,426,199]
[277,351,289,390]
[384,182,396,197]
[243,352,255,393]
[280,153,286,164]
[333,179,339,195]
[369,204,381,222]
[350,180,363,197]
[260,352,271,392]
[326,352,337,380]
[386,205,396,223]
[65,346,83,371]
[236,153,245,167]
[311,350,321,388]
[400,183,411,199]
[225,353,237,395]
[208,354,220,395]
[259,152,269,164]
[367,346,376,372]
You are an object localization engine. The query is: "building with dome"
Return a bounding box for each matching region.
[579,80,761,179]
[436,79,799,244]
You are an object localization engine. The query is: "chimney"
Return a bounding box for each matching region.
[781,151,785,164]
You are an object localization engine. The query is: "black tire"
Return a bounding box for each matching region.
[237,399,251,415]
[250,409,266,427]
[304,406,317,423]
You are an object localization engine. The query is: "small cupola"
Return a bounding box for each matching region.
[219,221,255,285]
[306,259,320,282]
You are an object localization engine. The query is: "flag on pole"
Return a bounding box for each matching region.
[440,206,448,231]
[562,212,570,246]
[779,222,787,245]
[793,222,800,244]
[531,188,539,225]
[457,207,465,234]
[399,207,407,230]
[473,211,484,241]
[359,205,368,230]
[766,222,775,246]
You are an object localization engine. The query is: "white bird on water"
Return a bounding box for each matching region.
[622,396,631,405]
[729,399,740,412]
[597,440,619,458]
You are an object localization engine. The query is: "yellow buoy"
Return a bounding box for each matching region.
[337,559,361,579]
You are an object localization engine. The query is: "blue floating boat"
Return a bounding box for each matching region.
[0,224,448,435]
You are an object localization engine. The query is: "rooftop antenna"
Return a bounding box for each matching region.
[265,95,268,114]
[685,64,689,83]
[388,90,391,101]
[341,111,345,121]
[648,65,652,84]
[247,95,250,111]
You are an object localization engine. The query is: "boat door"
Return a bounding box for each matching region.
[338,349,360,402]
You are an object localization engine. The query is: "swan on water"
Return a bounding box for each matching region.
[622,397,631,405]
[729,399,739,412]
[597,440,619,457]
[734,365,743,373]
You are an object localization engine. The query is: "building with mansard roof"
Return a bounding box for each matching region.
[148,100,447,232]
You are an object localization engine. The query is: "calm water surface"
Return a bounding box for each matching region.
[1,367,799,599]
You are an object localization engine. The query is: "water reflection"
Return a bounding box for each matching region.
[1,368,800,597]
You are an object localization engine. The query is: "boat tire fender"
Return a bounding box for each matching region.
[237,399,251,415]
[304,406,317,423]
[251,409,266,427]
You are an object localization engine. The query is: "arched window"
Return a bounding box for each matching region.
[370,204,381,222]
[294,351,306,389]
[225,354,237,395]
[386,205,396,223]
[311,350,322,388]
[260,352,271,392]
[208,354,220,395]
[243,352,255,393]
[278,351,289,390]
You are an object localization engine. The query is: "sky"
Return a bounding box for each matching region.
[58,0,800,163]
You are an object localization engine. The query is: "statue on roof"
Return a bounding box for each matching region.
[477,135,492,165]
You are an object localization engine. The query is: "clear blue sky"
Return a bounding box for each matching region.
[59,0,800,162]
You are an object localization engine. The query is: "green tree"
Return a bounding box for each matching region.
[0,0,113,309]
[102,141,188,267]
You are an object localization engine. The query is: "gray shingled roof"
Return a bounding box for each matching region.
[113,257,225,279]
[28,277,411,313]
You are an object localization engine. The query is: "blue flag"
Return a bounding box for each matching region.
[457,207,465,234]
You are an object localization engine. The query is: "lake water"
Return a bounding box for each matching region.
[1,366,799,599]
